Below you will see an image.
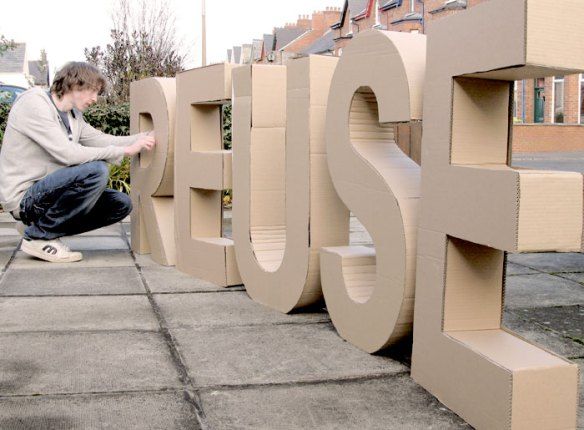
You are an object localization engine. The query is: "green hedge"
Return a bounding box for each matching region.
[0,102,10,145]
[83,103,131,193]
[83,102,130,137]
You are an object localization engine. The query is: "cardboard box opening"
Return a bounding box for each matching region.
[190,104,222,152]
[350,86,421,165]
[249,126,286,274]
[138,112,154,168]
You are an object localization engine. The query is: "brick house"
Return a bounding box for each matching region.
[228,8,342,65]
[278,8,342,63]
[330,0,584,152]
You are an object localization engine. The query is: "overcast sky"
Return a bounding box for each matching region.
[1,0,343,76]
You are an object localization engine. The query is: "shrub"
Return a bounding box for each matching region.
[84,103,132,193]
[83,102,130,137]
[0,102,10,147]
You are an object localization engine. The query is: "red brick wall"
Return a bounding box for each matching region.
[564,74,580,124]
[513,124,584,152]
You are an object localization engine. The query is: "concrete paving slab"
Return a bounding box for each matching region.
[155,292,330,329]
[507,252,584,273]
[11,250,135,269]
[78,223,124,237]
[200,375,469,429]
[0,296,158,332]
[0,391,200,430]
[0,251,13,270]
[504,274,584,309]
[506,261,539,276]
[576,359,584,429]
[134,253,158,267]
[0,236,20,250]
[0,331,180,395]
[509,305,584,344]
[173,324,407,388]
[0,212,15,224]
[503,310,584,358]
[222,216,232,239]
[0,228,18,236]
[143,266,244,294]
[0,267,145,296]
[61,236,128,251]
[556,272,584,284]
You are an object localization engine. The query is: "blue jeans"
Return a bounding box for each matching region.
[19,161,132,240]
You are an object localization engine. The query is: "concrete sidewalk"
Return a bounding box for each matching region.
[0,174,583,428]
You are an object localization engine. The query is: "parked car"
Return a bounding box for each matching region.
[0,84,26,104]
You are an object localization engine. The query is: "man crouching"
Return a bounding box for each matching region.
[0,62,155,263]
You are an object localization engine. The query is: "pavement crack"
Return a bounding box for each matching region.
[123,236,209,430]
[0,388,183,399]
[0,238,22,287]
[195,371,410,393]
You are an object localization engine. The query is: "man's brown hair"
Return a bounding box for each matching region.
[50,62,106,99]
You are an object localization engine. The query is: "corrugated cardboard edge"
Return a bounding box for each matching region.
[174,63,242,286]
[412,0,581,428]
[321,30,424,353]
[129,77,176,266]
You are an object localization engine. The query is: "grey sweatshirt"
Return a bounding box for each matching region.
[0,88,140,212]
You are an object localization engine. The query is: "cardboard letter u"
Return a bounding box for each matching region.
[232,58,348,313]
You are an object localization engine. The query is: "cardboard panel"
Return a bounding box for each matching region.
[321,30,425,353]
[232,59,348,313]
[411,1,581,428]
[175,64,242,287]
[129,77,176,265]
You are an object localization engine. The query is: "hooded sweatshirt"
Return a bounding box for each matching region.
[0,88,140,212]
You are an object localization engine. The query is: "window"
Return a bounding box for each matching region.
[580,74,584,124]
[553,76,564,123]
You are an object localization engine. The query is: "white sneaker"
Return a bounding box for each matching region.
[21,238,83,263]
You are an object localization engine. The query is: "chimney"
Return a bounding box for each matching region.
[323,6,342,27]
[312,11,326,32]
[297,14,312,30]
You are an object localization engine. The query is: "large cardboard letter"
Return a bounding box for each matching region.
[130,78,176,265]
[320,30,425,353]
[411,0,583,428]
[175,64,242,286]
[232,59,349,313]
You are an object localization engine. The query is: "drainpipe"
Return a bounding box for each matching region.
[418,0,425,33]
[522,79,526,123]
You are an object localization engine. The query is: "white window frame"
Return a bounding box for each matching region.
[552,76,565,124]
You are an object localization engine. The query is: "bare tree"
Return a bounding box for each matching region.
[85,0,185,103]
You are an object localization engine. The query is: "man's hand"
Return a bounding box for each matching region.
[124,133,156,157]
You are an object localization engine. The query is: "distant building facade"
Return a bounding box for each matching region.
[0,43,49,88]
[331,0,584,152]
[227,7,341,65]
